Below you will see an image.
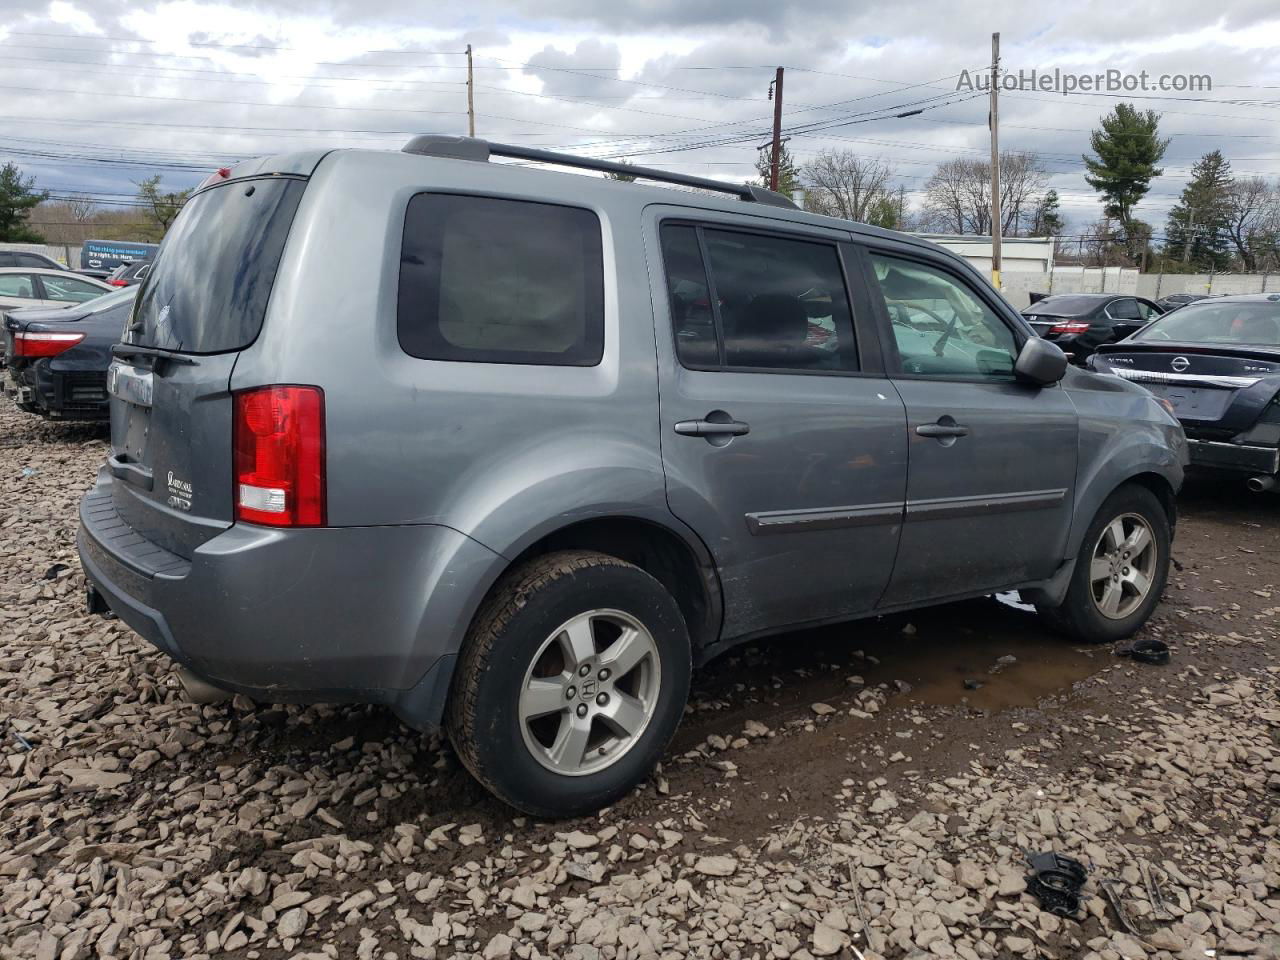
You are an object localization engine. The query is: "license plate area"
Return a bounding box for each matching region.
[108,361,154,465]
[1143,383,1231,419]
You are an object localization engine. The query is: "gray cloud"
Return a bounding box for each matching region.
[0,0,1277,235]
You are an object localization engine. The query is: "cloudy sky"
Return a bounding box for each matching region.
[3,0,1279,238]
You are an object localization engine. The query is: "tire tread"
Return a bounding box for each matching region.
[446,550,635,807]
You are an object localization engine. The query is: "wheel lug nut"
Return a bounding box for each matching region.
[596,693,609,706]
[575,704,587,718]
[579,664,591,677]
[598,668,611,681]
[565,686,576,700]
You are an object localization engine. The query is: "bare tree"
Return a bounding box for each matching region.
[922,151,1048,236]
[802,150,894,223]
[65,193,96,224]
[26,197,100,244]
[1225,176,1279,272]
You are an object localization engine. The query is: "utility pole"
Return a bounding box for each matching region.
[466,44,475,137]
[989,32,1002,290]
[769,67,784,192]
[1182,207,1196,265]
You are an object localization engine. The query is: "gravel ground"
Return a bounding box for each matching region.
[1,398,1278,960]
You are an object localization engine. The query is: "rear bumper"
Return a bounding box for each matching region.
[5,360,109,420]
[1186,439,1280,476]
[77,474,502,729]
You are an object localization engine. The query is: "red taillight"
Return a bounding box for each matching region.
[13,331,85,357]
[108,279,128,287]
[1050,321,1091,335]
[232,386,326,527]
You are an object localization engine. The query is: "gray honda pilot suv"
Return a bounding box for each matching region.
[79,136,1186,817]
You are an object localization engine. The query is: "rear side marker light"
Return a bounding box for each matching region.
[13,331,85,357]
[233,385,326,527]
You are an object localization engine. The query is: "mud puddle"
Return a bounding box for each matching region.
[689,595,1106,728]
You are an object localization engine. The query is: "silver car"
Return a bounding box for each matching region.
[78,136,1186,816]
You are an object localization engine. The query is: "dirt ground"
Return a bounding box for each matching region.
[1,399,1277,960]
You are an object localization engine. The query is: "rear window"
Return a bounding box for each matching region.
[397,193,604,365]
[132,177,305,353]
[1135,301,1280,346]
[1024,296,1103,317]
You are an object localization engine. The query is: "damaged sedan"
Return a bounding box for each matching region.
[1091,293,1280,492]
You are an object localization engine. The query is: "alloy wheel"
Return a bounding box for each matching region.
[1089,512,1158,620]
[517,609,661,776]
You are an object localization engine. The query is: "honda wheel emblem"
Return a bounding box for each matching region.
[1171,356,1190,372]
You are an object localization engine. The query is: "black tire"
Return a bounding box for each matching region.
[1037,483,1171,643]
[446,550,691,818]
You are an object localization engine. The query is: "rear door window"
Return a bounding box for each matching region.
[659,223,858,373]
[40,275,104,303]
[1108,298,1141,320]
[398,194,604,366]
[132,177,306,353]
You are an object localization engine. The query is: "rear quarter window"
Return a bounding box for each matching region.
[397,193,605,366]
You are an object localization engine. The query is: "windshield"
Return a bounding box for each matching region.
[1135,300,1280,346]
[132,176,305,353]
[1024,296,1104,317]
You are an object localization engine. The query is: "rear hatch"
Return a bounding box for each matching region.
[106,173,307,559]
[1094,343,1280,432]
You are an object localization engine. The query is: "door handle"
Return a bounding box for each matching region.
[915,421,969,439]
[675,419,750,437]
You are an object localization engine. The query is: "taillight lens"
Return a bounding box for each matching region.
[1050,321,1091,335]
[13,331,85,357]
[108,279,128,287]
[232,386,326,527]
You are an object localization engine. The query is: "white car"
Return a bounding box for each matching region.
[0,267,112,310]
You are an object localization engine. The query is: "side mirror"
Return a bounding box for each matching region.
[1015,336,1068,386]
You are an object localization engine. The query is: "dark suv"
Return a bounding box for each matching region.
[78,137,1186,816]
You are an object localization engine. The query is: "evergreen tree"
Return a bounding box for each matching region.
[1083,104,1167,258]
[0,163,47,243]
[1165,150,1234,271]
[755,142,800,197]
[1029,190,1064,237]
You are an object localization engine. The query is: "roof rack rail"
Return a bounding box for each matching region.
[401,134,798,210]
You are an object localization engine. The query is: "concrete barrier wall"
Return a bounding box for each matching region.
[998,271,1279,309]
[1135,273,1278,299]
[999,268,1138,308]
